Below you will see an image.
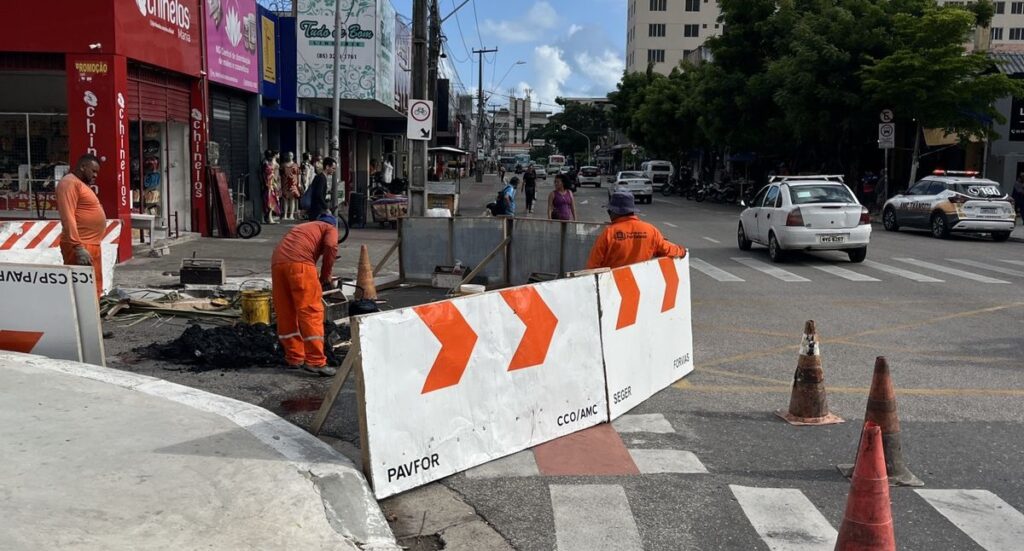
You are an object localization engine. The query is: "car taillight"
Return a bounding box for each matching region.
[948,194,968,204]
[786,208,804,226]
[859,207,871,225]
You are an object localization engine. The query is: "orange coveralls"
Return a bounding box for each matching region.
[586,215,686,269]
[271,221,338,367]
[56,173,107,297]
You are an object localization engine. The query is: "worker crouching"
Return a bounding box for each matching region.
[271,214,339,376]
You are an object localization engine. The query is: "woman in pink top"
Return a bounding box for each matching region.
[547,174,577,221]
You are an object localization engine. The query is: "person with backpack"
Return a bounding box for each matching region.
[487,176,518,216]
[302,157,335,220]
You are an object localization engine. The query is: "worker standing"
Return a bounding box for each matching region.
[586,191,686,269]
[56,154,106,298]
[271,214,339,376]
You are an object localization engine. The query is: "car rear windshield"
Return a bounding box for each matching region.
[650,166,670,171]
[620,172,643,179]
[582,168,598,175]
[954,183,1004,198]
[788,185,855,205]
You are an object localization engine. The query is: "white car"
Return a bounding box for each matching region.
[610,171,654,204]
[577,166,602,187]
[533,166,548,180]
[881,171,1015,241]
[738,175,871,263]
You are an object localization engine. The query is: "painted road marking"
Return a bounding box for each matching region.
[730,485,837,551]
[533,424,640,476]
[916,489,1024,551]
[662,221,679,228]
[862,260,944,282]
[550,485,643,551]
[806,264,880,282]
[690,258,745,282]
[947,258,1024,277]
[702,236,721,244]
[1000,259,1024,267]
[893,258,1010,284]
[464,450,539,479]
[612,413,676,434]
[628,449,708,474]
[731,257,811,282]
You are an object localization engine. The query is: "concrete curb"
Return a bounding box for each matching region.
[0,351,399,551]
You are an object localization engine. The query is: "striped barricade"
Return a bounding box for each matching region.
[0,220,121,294]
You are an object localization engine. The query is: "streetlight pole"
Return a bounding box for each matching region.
[561,124,591,166]
[494,60,525,92]
[473,47,498,182]
[330,0,343,209]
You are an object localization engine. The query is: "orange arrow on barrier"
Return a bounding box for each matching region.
[0,330,44,353]
[612,267,640,329]
[500,287,558,371]
[415,302,479,394]
[658,257,680,312]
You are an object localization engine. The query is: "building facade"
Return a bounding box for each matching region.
[625,0,722,75]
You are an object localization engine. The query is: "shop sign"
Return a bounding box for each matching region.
[375,0,395,107]
[262,15,277,83]
[204,0,259,92]
[296,0,391,100]
[189,81,209,235]
[1010,97,1024,142]
[116,0,202,76]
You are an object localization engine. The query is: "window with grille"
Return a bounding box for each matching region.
[996,1,1006,13]
[649,23,666,37]
[1010,27,1024,40]
[649,0,666,10]
[992,27,1005,40]
[1013,2,1023,14]
[685,0,700,11]
[647,49,665,63]
[684,24,699,38]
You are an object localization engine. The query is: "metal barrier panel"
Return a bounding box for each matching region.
[452,217,507,285]
[562,222,606,273]
[508,219,563,286]
[399,217,451,282]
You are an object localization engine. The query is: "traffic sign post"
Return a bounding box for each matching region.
[878,123,895,149]
[407,99,434,141]
[880,109,894,123]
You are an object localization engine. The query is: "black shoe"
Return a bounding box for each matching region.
[301,365,337,377]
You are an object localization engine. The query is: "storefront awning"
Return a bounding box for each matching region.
[260,106,328,122]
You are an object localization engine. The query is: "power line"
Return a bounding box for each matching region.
[445,0,473,63]
[471,0,484,49]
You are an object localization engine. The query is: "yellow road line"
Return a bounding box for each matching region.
[673,380,1024,397]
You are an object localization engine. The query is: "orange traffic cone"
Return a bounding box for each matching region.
[775,320,843,425]
[834,421,896,551]
[355,245,377,300]
[838,357,923,486]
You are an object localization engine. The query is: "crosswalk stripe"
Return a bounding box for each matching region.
[550,485,643,551]
[862,260,944,282]
[613,413,676,434]
[893,258,1010,284]
[730,485,837,551]
[806,264,880,282]
[691,258,745,282]
[1000,259,1024,267]
[731,257,811,282]
[702,236,721,244]
[662,221,679,228]
[916,489,1024,551]
[948,258,1024,277]
[628,449,708,474]
[464,450,539,479]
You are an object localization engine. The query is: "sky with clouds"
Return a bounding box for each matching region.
[390,0,627,112]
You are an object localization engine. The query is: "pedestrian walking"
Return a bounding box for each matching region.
[304,157,334,220]
[523,166,537,214]
[586,191,686,269]
[547,173,576,221]
[56,153,105,297]
[271,214,339,376]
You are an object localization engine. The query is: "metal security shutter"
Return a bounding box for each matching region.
[209,89,250,188]
[126,64,192,122]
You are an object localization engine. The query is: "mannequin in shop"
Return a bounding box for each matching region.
[262,150,281,224]
[301,152,315,192]
[281,152,301,220]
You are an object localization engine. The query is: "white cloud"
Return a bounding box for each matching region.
[516,44,572,109]
[568,24,583,37]
[574,50,624,91]
[480,1,558,43]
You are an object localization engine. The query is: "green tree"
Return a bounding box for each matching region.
[529,143,555,162]
[529,98,609,161]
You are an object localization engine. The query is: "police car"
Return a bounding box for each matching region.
[882,171,1016,241]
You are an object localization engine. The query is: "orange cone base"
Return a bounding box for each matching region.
[775,410,844,426]
[836,463,924,487]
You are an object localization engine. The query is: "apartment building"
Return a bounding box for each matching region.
[950,0,1024,49]
[625,0,722,74]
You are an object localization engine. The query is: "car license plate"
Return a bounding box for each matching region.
[818,234,847,244]
[981,207,996,214]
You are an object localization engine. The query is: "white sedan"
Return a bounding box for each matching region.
[737,176,871,263]
[533,166,548,180]
[610,171,654,204]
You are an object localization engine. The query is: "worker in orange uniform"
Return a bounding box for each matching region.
[586,191,686,269]
[271,214,339,376]
[57,154,106,297]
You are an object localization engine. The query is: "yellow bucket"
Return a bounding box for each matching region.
[240,290,272,325]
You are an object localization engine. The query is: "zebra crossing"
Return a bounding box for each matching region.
[460,414,1024,550]
[689,255,1024,284]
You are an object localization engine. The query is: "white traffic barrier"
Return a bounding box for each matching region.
[0,219,121,293]
[355,275,608,498]
[0,263,105,365]
[598,257,694,419]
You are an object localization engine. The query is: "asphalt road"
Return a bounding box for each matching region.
[447,175,1024,550]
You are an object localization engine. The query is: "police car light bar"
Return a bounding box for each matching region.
[769,174,845,183]
[932,170,978,176]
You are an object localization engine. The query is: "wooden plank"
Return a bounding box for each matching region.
[309,342,359,436]
[451,235,511,293]
[372,238,401,276]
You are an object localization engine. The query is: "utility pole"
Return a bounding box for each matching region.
[330,0,342,209]
[411,0,428,212]
[473,47,498,182]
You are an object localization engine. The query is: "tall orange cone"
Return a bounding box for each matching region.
[355,245,377,300]
[838,357,923,486]
[834,421,896,551]
[775,320,843,425]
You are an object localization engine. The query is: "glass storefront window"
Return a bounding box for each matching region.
[0,113,69,217]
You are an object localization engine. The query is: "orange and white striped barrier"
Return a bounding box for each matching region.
[0,220,121,294]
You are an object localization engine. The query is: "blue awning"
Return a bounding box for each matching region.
[260,106,328,122]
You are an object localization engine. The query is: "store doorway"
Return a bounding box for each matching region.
[167,122,189,232]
